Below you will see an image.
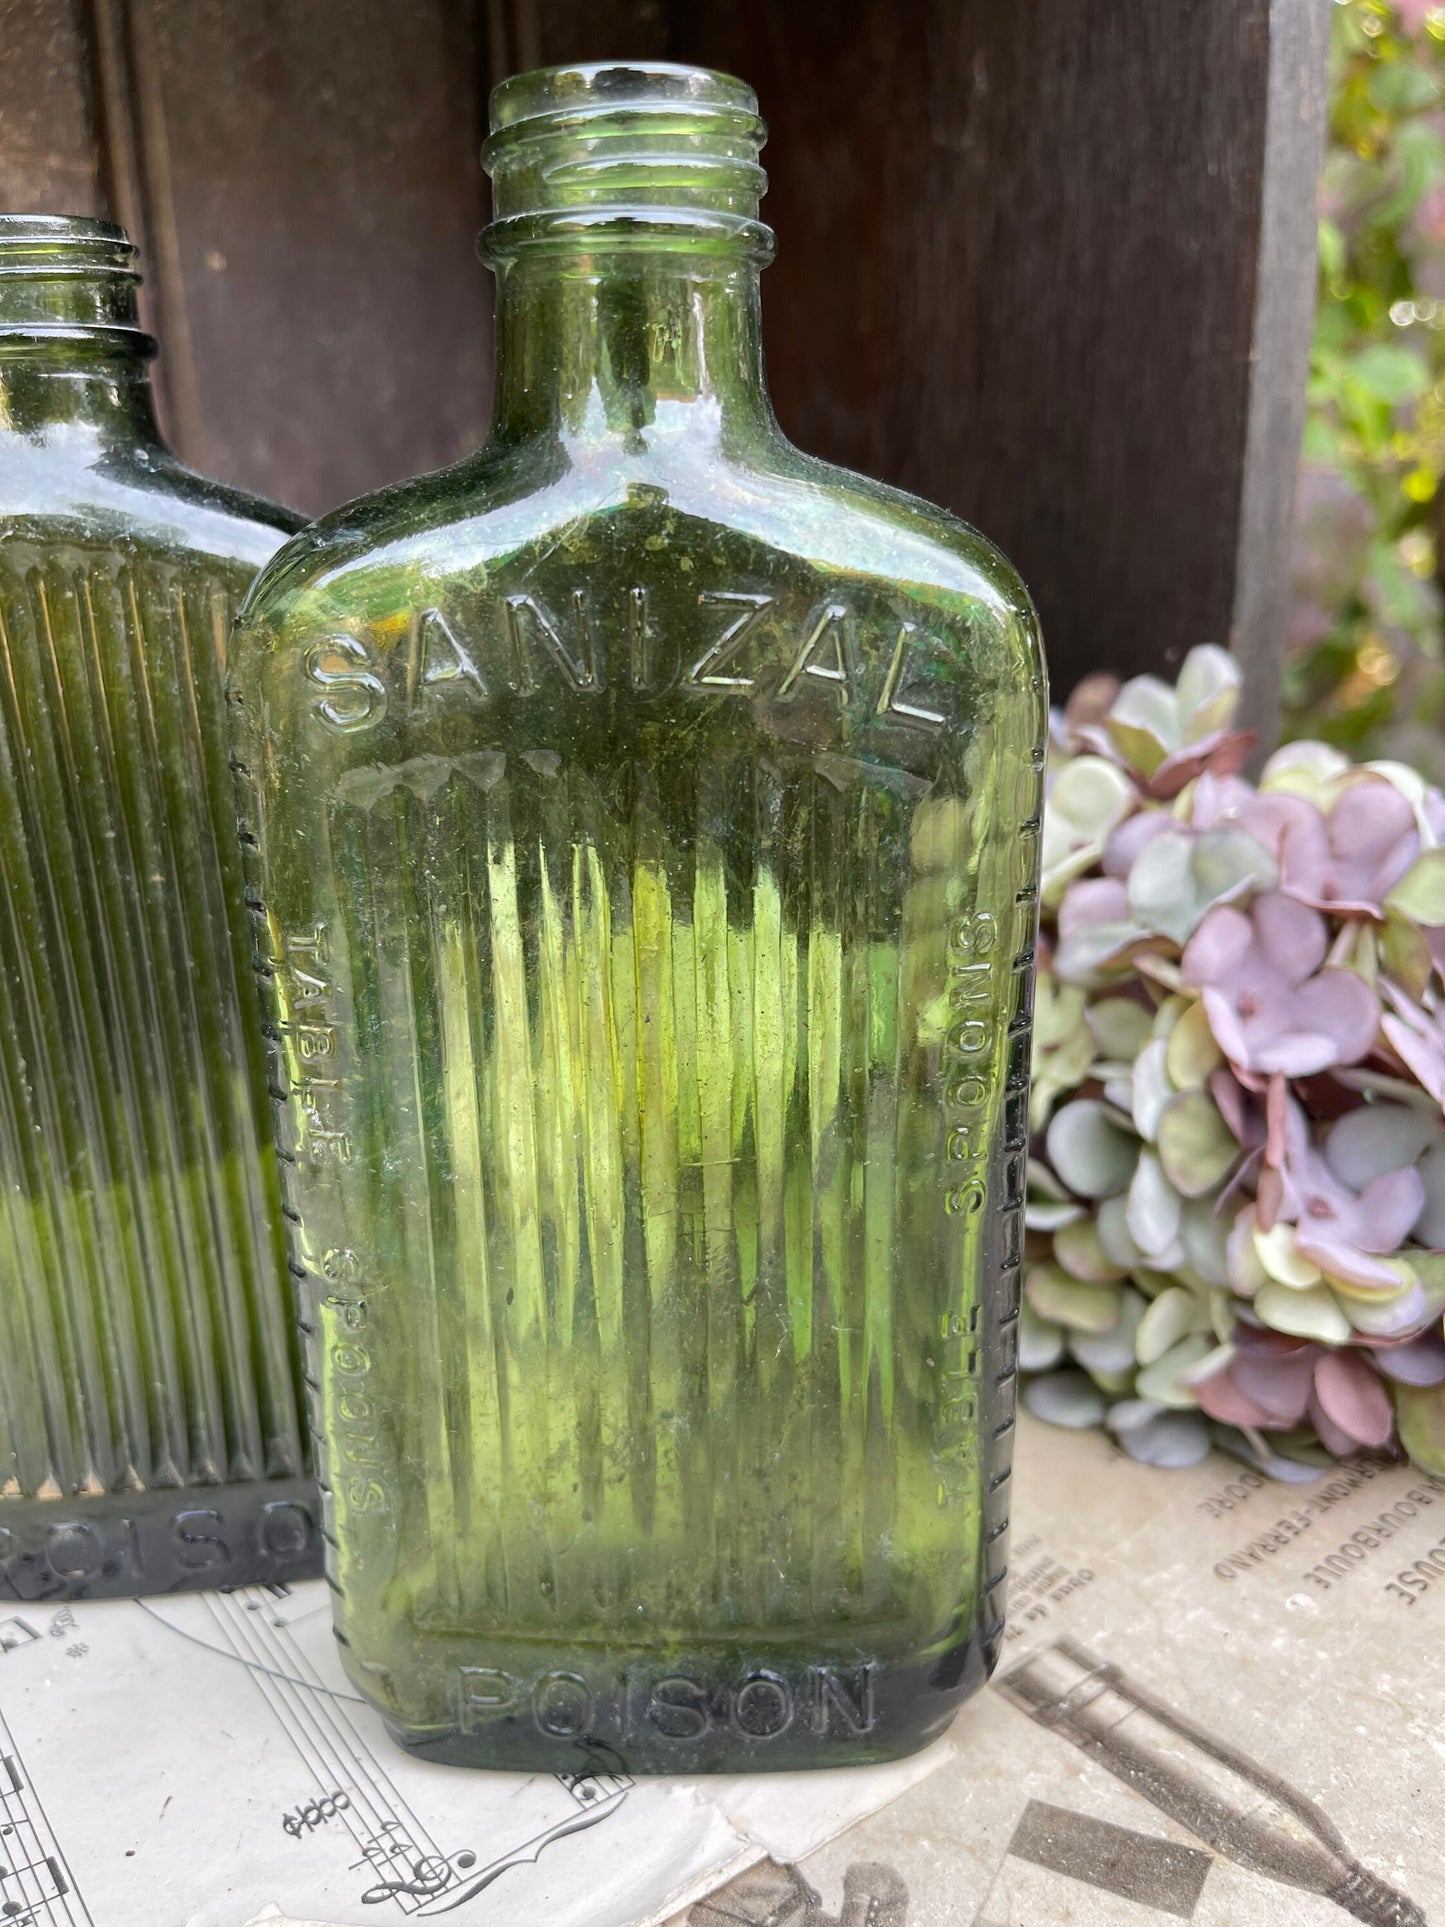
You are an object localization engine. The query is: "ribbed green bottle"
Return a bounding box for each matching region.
[231,64,1044,1772]
[0,216,317,1598]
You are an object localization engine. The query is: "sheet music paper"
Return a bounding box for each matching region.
[16,1414,1440,1927]
[0,1576,945,1926]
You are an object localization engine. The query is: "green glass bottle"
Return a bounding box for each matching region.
[231,63,1044,1772]
[0,216,318,1598]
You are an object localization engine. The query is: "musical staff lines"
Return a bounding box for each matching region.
[137,1585,633,1917]
[204,1588,450,1915]
[0,1711,89,1927]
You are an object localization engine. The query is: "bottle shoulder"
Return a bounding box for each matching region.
[0,441,302,577]
[240,436,1038,652]
[233,437,1045,802]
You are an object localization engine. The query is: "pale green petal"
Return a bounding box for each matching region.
[1254,1280,1353,1344]
[1034,977,1088,1048]
[1025,1200,1087,1232]
[1089,996,1154,1060]
[1116,1407,1212,1468]
[1135,1332,1214,1407]
[1176,644,1241,742]
[1188,828,1277,923]
[1179,1197,1231,1287]
[1026,1263,1123,1334]
[1325,1104,1435,1191]
[1260,739,1350,801]
[1054,1214,1130,1282]
[1042,758,1136,901]
[1387,848,1445,925]
[1395,1382,1445,1474]
[1126,832,1199,944]
[1019,1301,1068,1372]
[1108,676,1182,770]
[1253,1222,1322,1289]
[1024,1371,1108,1429]
[1131,1037,1174,1142]
[1054,920,1148,982]
[1157,1090,1239,1198]
[1135,1284,1210,1366]
[1127,1149,1183,1259]
[1417,1142,1445,1249]
[1097,1193,1147,1269]
[1047,1099,1139,1200]
[1382,911,1433,1002]
[1324,1254,1417,1303]
[1165,997,1223,1090]
[1071,1287,1147,1376]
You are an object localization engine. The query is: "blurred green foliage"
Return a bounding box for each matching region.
[1287,0,1445,767]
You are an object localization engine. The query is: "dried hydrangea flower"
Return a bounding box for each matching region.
[1181,894,1379,1079]
[1026,646,1445,1479]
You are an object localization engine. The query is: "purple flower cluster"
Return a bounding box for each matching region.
[1027,648,1445,1478]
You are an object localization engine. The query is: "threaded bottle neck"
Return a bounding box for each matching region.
[482,63,774,265]
[0,216,161,451]
[0,215,153,356]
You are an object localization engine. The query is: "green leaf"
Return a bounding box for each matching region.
[1349,342,1431,406]
[1372,119,1445,230]
[1367,60,1441,116]
[1318,217,1347,282]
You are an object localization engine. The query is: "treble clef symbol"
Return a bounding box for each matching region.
[361,1854,452,1904]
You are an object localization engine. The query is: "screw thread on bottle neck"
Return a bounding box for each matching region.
[481,63,775,267]
[0,215,153,358]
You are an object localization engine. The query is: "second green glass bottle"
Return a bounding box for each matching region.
[0,216,315,1597]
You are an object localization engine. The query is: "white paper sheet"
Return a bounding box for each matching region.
[0,1575,945,1927]
[778,1414,1445,1927]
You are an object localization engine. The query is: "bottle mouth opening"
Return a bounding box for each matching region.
[482,62,773,263]
[0,214,151,348]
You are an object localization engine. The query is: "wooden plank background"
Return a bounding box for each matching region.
[0,0,1330,715]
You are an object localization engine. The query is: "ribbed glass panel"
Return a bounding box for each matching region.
[0,544,306,1542]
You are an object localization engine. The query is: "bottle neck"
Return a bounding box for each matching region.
[0,216,163,459]
[488,250,774,455]
[0,344,163,453]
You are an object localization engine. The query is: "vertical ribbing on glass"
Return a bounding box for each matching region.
[0,546,303,1502]
[312,750,936,1639]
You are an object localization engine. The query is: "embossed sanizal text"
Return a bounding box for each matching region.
[302,589,953,731]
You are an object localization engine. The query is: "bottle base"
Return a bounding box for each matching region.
[374,1625,1001,1775]
[0,1476,323,1600]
